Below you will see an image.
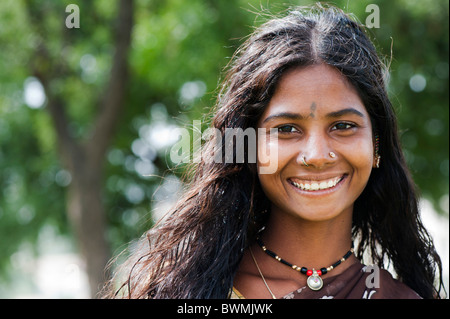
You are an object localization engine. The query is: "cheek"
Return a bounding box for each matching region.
[257,137,280,195]
[353,140,374,168]
[344,140,374,185]
[256,139,296,204]
[257,137,299,178]
[256,130,283,175]
[257,171,287,211]
[256,143,282,196]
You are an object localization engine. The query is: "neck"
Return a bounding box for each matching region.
[261,206,354,272]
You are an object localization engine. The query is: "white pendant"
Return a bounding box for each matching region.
[306,269,323,291]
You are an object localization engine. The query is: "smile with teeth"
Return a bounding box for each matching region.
[290,176,344,191]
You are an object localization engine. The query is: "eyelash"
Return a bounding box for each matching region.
[276,122,357,134]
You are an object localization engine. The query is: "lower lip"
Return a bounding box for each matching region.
[288,175,347,196]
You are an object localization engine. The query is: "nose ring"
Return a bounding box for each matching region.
[329,152,336,158]
[301,155,309,167]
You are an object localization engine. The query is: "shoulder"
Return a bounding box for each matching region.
[362,265,422,299]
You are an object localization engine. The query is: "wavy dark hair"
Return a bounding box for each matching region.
[103,4,444,299]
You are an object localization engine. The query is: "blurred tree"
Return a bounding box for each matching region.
[21,0,133,297]
[0,0,250,297]
[0,0,448,297]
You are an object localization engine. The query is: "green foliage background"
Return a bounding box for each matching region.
[0,0,448,296]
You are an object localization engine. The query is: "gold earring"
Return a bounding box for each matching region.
[374,132,380,168]
[375,155,381,168]
[301,155,309,167]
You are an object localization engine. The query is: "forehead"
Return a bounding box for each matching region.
[260,64,368,120]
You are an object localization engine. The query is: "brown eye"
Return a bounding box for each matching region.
[277,125,299,133]
[332,122,355,131]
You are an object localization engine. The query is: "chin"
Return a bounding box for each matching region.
[279,202,354,224]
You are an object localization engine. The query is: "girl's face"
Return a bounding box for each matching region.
[257,64,375,222]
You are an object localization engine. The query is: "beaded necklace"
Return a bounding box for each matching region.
[256,236,354,291]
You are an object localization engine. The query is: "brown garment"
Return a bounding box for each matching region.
[231,262,422,299]
[282,262,421,299]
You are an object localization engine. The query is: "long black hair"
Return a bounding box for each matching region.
[103,4,444,299]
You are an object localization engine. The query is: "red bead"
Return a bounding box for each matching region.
[306,270,313,276]
[317,269,322,276]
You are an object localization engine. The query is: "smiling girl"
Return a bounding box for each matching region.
[103,4,444,299]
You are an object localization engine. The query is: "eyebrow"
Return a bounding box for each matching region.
[262,112,304,123]
[326,108,365,119]
[261,107,365,123]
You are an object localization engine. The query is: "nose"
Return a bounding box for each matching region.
[297,132,334,169]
